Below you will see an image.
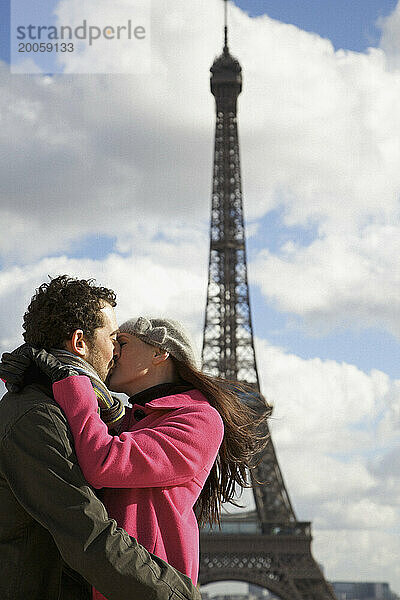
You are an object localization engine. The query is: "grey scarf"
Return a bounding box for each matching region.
[51,349,124,426]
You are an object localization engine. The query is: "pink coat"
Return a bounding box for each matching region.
[53,376,224,595]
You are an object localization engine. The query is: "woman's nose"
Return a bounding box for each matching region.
[113,340,121,359]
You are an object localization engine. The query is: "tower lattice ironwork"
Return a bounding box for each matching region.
[199,4,336,599]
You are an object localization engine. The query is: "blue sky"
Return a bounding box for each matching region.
[0,1,9,62]
[235,0,397,51]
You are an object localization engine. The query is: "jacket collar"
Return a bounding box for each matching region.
[129,383,208,410]
[129,382,193,407]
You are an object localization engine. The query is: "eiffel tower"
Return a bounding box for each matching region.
[199,3,337,599]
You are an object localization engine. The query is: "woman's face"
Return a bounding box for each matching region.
[107,332,155,395]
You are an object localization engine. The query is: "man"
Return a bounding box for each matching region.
[0,275,201,600]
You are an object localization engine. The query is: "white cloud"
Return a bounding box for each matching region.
[250,224,400,337]
[54,0,151,74]
[379,2,400,70]
[2,1,400,256]
[253,338,400,585]
[0,56,213,261]
[314,529,400,584]
[2,0,400,343]
[317,498,398,530]
[256,338,390,439]
[11,58,45,74]
[0,240,207,359]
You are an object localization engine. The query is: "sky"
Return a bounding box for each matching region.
[1,0,400,595]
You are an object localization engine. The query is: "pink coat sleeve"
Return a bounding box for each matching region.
[52,376,224,489]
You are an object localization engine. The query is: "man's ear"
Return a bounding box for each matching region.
[65,330,89,358]
[152,350,170,365]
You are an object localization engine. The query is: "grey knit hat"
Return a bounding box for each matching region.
[119,317,200,370]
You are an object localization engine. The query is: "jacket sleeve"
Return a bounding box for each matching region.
[53,376,224,489]
[0,400,200,600]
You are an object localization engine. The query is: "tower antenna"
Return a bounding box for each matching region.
[224,0,228,50]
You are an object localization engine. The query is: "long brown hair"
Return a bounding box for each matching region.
[172,358,271,528]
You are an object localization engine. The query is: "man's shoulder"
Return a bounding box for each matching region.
[0,383,66,442]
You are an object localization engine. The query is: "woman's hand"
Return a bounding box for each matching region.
[29,348,80,384]
[0,345,79,392]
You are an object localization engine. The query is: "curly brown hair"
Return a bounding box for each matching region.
[23,275,117,350]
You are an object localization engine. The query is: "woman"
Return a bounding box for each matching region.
[2,317,268,598]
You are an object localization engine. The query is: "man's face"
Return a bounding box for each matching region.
[85,303,120,382]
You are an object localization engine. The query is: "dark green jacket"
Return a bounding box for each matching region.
[0,378,201,600]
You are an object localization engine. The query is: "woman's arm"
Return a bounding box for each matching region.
[1,400,200,600]
[53,375,224,489]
